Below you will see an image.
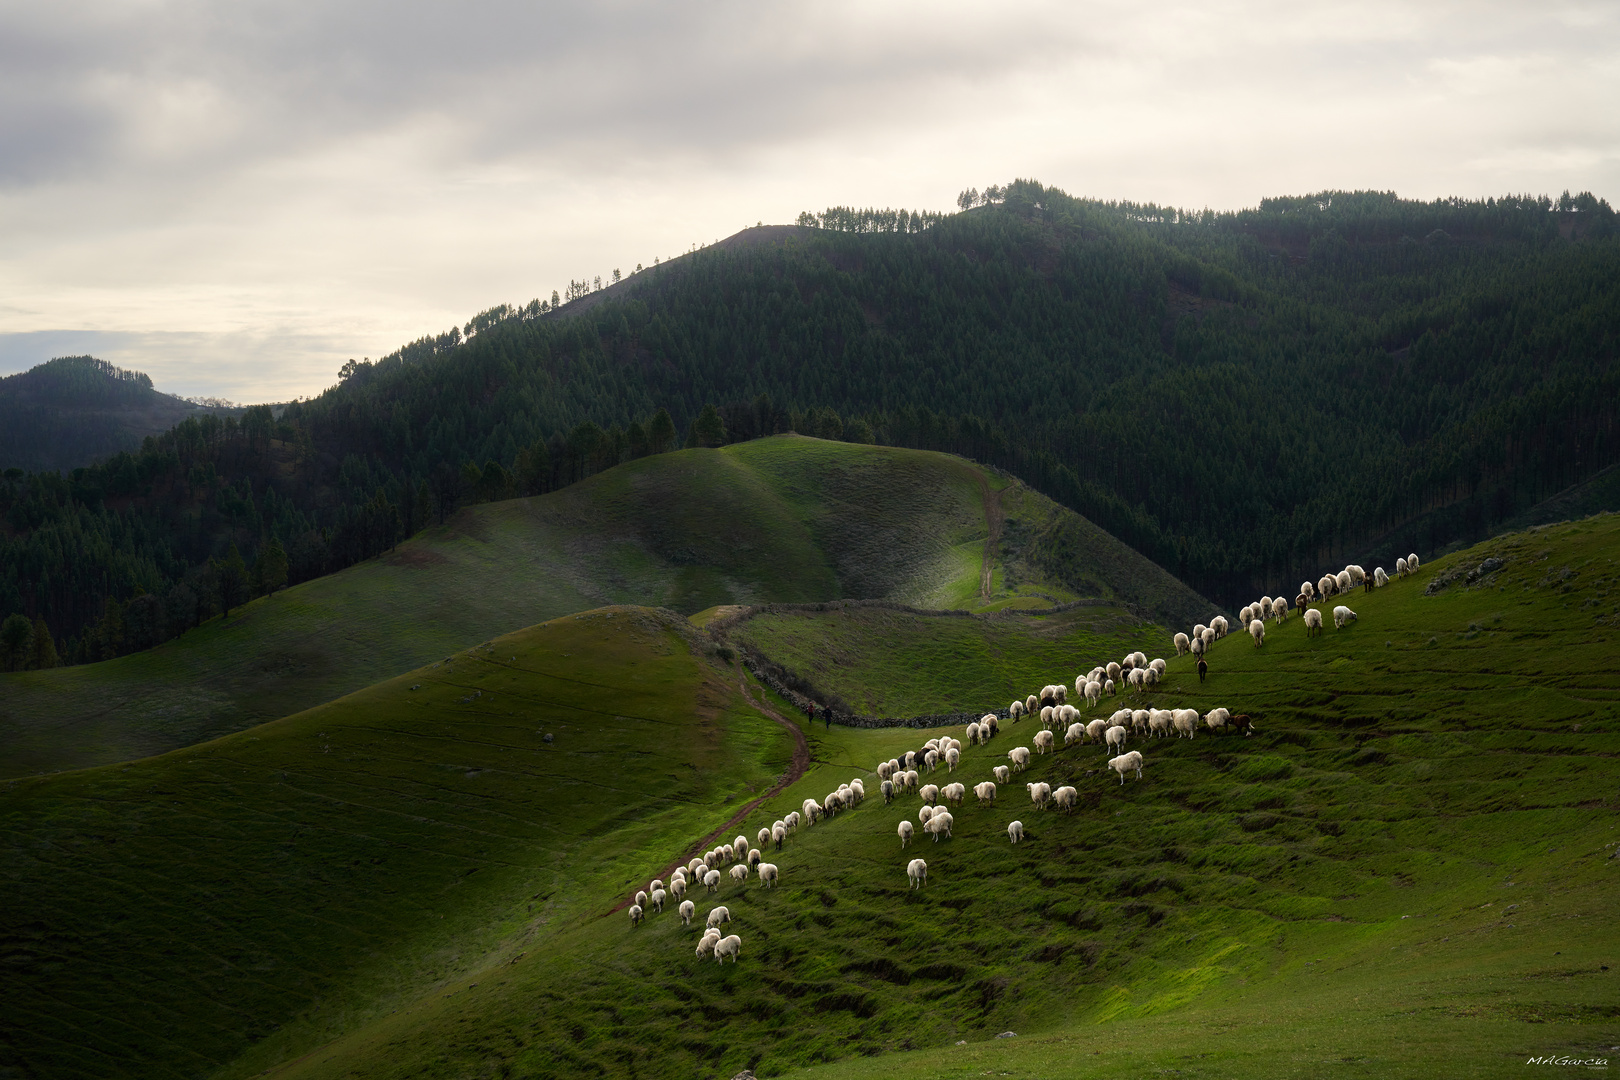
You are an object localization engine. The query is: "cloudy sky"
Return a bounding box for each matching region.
[2,0,1616,402]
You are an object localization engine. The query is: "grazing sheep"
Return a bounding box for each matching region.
[1105,678,1116,697]
[1319,574,1336,598]
[926,810,954,841]
[1009,700,1026,721]
[785,811,800,831]
[651,888,666,912]
[1201,627,1216,647]
[696,928,721,957]
[1171,710,1195,739]
[704,870,721,893]
[1396,556,1409,578]
[923,750,939,773]
[1193,622,1208,642]
[757,827,772,848]
[1336,570,1352,595]
[945,747,960,771]
[1053,785,1079,813]
[772,824,787,849]
[898,820,914,848]
[729,864,748,883]
[908,858,928,889]
[679,899,695,926]
[851,779,866,802]
[1334,605,1358,628]
[635,889,648,909]
[984,714,999,737]
[748,848,762,868]
[1025,694,1039,716]
[1038,705,1054,729]
[1033,730,1055,755]
[880,779,895,803]
[993,764,1011,784]
[1128,668,1146,691]
[1374,566,1388,587]
[706,905,731,929]
[1009,747,1031,772]
[975,781,997,805]
[1108,750,1145,785]
[802,798,820,822]
[1304,608,1323,636]
[1347,564,1366,587]
[1204,707,1231,733]
[1301,580,1316,602]
[943,782,966,806]
[758,863,779,888]
[670,877,687,900]
[904,769,920,791]
[1213,616,1229,637]
[687,857,706,877]
[1260,596,1273,619]
[1190,635,1206,658]
[822,792,842,817]
[1240,604,1254,626]
[1106,661,1121,681]
[1084,718,1108,744]
[1149,658,1167,677]
[1272,598,1288,622]
[713,934,742,964]
[918,805,935,825]
[1085,681,1103,707]
[965,721,982,746]
[1249,618,1265,646]
[1059,703,1080,726]
[920,783,940,805]
[876,761,894,782]
[629,903,643,926]
[1174,632,1191,656]
[1065,721,1086,746]
[1229,713,1257,736]
[1105,725,1128,753]
[1026,782,1052,810]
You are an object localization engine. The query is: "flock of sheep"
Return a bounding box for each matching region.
[627,550,1419,962]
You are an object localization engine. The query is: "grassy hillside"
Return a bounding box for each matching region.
[197,514,1620,1079]
[0,607,796,1080]
[1,436,1209,778]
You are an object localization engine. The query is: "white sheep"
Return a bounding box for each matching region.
[696,928,721,957]
[1203,707,1231,733]
[1174,708,1200,738]
[923,749,939,772]
[728,864,748,883]
[1132,709,1152,736]
[758,863,779,888]
[1271,597,1288,622]
[1009,700,1026,721]
[908,858,928,889]
[1334,605,1357,628]
[1105,678,1116,697]
[876,760,894,781]
[634,889,648,910]
[1239,604,1254,626]
[851,778,865,802]
[1027,781,1052,810]
[1007,820,1024,844]
[1149,658,1167,676]
[1260,596,1273,619]
[713,934,742,964]
[904,769,920,791]
[1201,627,1216,647]
[748,848,761,868]
[1083,718,1106,744]
[1105,725,1128,754]
[1396,556,1409,578]
[943,782,966,806]
[1347,564,1366,587]
[757,826,772,848]
[1319,574,1336,598]
[1249,618,1265,646]
[679,899,695,926]
[629,903,643,926]
[771,823,787,849]
[898,820,914,848]
[919,805,935,825]
[1190,636,1206,658]
[993,764,1010,784]
[975,781,997,805]
[670,877,687,900]
[1106,661,1121,681]
[965,721,982,746]
[687,857,705,877]
[651,888,666,912]
[919,783,939,805]
[1038,705,1054,729]
[1108,750,1144,785]
[1408,552,1420,570]
[802,797,820,823]
[1193,622,1207,642]
[926,810,953,841]
[1033,729,1055,755]
[1303,607,1323,636]
[1065,721,1086,746]
[1148,711,1171,738]
[1374,566,1388,587]
[1009,747,1031,772]
[703,869,721,893]
[1301,580,1315,602]
[1084,681,1102,707]
[1212,615,1229,637]
[944,747,960,771]
[1335,570,1352,595]
[1053,785,1079,813]
[706,905,731,929]
[733,834,749,856]
[785,811,800,831]
[880,779,895,803]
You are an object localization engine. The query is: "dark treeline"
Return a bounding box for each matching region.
[3,180,1618,667]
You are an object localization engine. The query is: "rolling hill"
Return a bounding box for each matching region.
[0,436,1211,778]
[3,514,1615,1079]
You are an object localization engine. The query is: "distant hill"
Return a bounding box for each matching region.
[0,436,1213,777]
[0,355,222,472]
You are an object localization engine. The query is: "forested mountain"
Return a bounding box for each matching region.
[0,356,227,473]
[3,182,1617,666]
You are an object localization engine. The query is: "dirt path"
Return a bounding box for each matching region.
[978,473,1004,602]
[608,669,811,914]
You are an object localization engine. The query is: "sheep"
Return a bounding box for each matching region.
[1193,622,1208,642]
[1149,658,1167,677]
[651,888,666,912]
[748,848,762,869]
[1106,661,1121,681]
[1333,605,1358,628]
[1174,631,1191,656]
[670,877,687,900]
[758,863,779,888]
[876,760,894,782]
[898,820,914,848]
[1412,552,1425,572]
[687,857,706,877]
[880,779,895,803]
[1105,725,1128,754]
[1148,711,1171,738]
[919,783,940,805]
[802,797,820,823]
[1059,703,1080,726]
[1174,708,1200,737]
[1319,574,1336,598]
[1108,750,1145,785]
[1132,651,1147,667]
[629,903,643,926]
[1301,580,1316,602]
[965,721,982,746]
[993,764,1010,784]
[1260,596,1273,619]
[1374,566,1388,587]
[1054,683,1068,705]
[942,782,966,806]
[1249,618,1265,646]
[1335,570,1352,595]
[1038,705,1054,729]
[650,877,664,893]
[1203,707,1231,733]
[1128,668,1146,691]
[851,779,866,802]
[785,811,801,832]
[1033,729,1056,755]
[1127,708,1148,735]
[1009,700,1026,721]
[696,928,721,957]
[1271,597,1288,623]
[713,934,742,964]
[757,827,772,848]
[1053,785,1079,813]
[679,899,695,926]
[1065,721,1086,747]
[1346,564,1366,587]
[1212,615,1229,637]
[706,905,731,929]
[1009,746,1031,772]
[635,889,649,909]
[822,792,843,817]
[944,747,960,771]
[1025,694,1039,715]
[926,810,954,841]
[772,823,787,849]
[1190,635,1206,658]
[908,858,928,889]
[1105,678,1116,697]
[1303,607,1323,636]
[923,749,939,772]
[918,805,935,826]
[730,864,749,883]
[902,751,917,770]
[1201,627,1216,647]
[1396,556,1409,578]
[984,714,1000,737]
[904,769,920,791]
[1084,718,1107,744]
[975,780,997,805]
[1084,681,1103,708]
[704,869,721,893]
[1027,781,1052,810]
[1239,604,1254,626]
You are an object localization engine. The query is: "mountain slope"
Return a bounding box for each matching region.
[0,436,1211,778]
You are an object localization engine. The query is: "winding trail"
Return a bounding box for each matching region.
[608,669,811,914]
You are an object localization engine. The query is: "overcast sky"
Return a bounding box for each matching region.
[1,0,1615,402]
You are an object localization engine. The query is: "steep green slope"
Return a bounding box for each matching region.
[260,515,1618,1080]
[0,607,795,1080]
[2,436,1208,778]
